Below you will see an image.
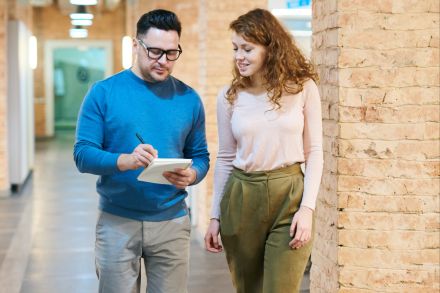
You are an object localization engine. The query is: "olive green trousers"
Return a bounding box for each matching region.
[220,163,313,293]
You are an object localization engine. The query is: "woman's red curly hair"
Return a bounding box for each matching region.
[227,8,318,109]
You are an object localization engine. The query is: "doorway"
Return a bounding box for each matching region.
[44,40,113,135]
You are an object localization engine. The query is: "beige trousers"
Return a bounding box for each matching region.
[95,211,191,293]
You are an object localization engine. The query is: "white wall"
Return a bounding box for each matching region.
[7,20,35,189]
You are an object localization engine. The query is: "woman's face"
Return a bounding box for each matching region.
[231,32,266,79]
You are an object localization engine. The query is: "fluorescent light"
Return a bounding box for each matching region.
[29,35,37,69]
[70,28,88,38]
[71,19,92,26]
[122,36,133,69]
[70,13,94,20]
[70,0,98,5]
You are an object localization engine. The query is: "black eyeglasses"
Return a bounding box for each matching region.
[137,39,183,61]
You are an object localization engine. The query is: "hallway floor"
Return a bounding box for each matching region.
[0,131,310,293]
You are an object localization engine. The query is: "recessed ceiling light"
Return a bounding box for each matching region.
[71,19,93,26]
[70,13,94,20]
[70,28,88,38]
[70,0,98,5]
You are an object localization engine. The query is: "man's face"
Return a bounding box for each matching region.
[133,27,180,83]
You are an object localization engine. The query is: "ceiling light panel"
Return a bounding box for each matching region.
[70,0,98,5]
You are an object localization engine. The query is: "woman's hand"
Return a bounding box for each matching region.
[289,206,313,249]
[204,219,223,253]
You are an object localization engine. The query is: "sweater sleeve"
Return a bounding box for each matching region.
[301,80,324,210]
[73,83,120,175]
[210,87,236,219]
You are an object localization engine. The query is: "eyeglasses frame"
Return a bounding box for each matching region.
[137,38,183,61]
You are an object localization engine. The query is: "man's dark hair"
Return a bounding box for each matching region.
[136,9,182,37]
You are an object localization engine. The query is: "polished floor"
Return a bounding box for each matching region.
[0,131,310,293]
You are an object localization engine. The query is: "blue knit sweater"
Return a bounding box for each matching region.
[74,69,209,221]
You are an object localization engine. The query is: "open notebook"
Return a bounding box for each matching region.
[137,158,193,185]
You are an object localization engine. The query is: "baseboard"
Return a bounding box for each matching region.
[10,170,33,194]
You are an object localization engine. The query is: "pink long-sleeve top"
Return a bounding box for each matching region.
[210,79,323,219]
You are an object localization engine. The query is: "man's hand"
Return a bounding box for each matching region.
[117,144,158,171]
[163,167,197,189]
[204,219,223,253]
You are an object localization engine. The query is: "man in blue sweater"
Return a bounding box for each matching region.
[74,9,209,293]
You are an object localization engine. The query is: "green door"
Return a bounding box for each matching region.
[53,47,107,130]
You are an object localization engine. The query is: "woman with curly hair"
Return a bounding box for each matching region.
[204,8,323,293]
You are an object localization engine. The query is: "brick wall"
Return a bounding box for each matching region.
[0,0,9,194]
[7,0,33,28]
[196,0,267,239]
[311,0,440,292]
[310,0,340,291]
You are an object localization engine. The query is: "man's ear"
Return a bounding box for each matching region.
[132,38,138,50]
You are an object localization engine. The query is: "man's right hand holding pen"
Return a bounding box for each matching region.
[117,133,197,189]
[117,133,158,171]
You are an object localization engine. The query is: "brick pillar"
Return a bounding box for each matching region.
[0,0,9,195]
[311,0,440,292]
[310,0,339,291]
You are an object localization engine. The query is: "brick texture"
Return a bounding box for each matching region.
[8,0,33,28]
[195,0,268,239]
[311,0,340,291]
[312,0,440,292]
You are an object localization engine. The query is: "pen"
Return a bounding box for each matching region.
[136,132,145,144]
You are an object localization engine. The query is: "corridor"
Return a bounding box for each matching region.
[0,131,310,293]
